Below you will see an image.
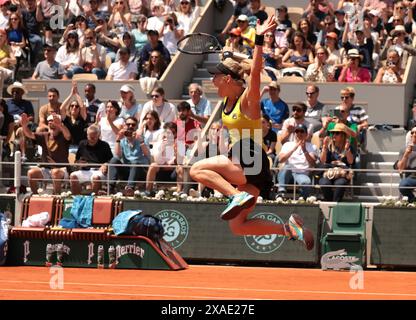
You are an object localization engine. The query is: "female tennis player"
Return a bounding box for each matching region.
[189,16,314,250]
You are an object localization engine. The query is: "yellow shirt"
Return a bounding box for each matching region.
[221,96,262,147]
[0,45,11,68]
[241,27,256,48]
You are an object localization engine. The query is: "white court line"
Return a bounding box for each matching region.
[0,288,264,300]
[0,279,415,298]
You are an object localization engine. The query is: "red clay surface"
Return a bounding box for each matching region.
[0,265,415,300]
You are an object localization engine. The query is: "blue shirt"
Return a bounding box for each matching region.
[120,138,150,164]
[7,99,34,117]
[186,97,212,117]
[260,98,289,129]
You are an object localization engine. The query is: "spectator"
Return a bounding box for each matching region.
[260,81,289,132]
[97,100,124,154]
[0,99,14,159]
[381,25,416,69]
[304,46,335,82]
[60,81,88,155]
[273,24,289,59]
[118,84,143,121]
[275,5,292,29]
[0,29,15,84]
[139,86,176,128]
[186,83,212,125]
[94,16,120,62]
[131,14,149,51]
[319,123,355,202]
[175,0,201,35]
[220,0,252,37]
[84,1,106,29]
[235,14,256,48]
[342,87,369,150]
[140,49,167,79]
[277,123,318,199]
[145,121,177,196]
[279,102,313,144]
[304,84,325,133]
[74,28,107,79]
[107,0,132,38]
[137,110,164,160]
[396,127,416,202]
[84,83,105,126]
[325,31,344,76]
[338,48,371,82]
[70,124,113,195]
[6,82,34,160]
[262,114,277,164]
[374,48,404,83]
[128,0,149,19]
[249,0,268,25]
[316,14,341,48]
[281,32,314,78]
[106,47,138,80]
[147,0,166,32]
[21,0,44,56]
[0,0,10,30]
[56,31,81,79]
[342,15,374,72]
[21,113,71,194]
[262,29,280,81]
[303,0,333,30]
[137,29,171,76]
[114,32,139,63]
[297,18,317,49]
[38,88,62,132]
[223,28,252,58]
[161,12,184,55]
[32,45,65,80]
[108,116,150,195]
[334,9,347,37]
[7,12,29,76]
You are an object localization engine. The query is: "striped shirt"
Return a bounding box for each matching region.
[348,105,368,125]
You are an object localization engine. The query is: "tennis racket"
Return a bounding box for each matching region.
[177,33,249,60]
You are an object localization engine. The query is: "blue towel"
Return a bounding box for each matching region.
[71,196,94,228]
[112,210,142,236]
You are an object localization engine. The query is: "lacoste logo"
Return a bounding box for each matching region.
[321,249,359,270]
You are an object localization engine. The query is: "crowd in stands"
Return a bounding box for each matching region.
[0,0,416,202]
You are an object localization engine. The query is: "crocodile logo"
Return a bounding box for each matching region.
[321,249,359,270]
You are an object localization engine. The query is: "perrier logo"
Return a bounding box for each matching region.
[154,209,188,249]
[244,213,286,254]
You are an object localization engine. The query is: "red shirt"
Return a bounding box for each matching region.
[175,118,200,145]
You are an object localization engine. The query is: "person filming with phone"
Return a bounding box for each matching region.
[395,126,416,203]
[374,48,404,84]
[108,116,151,196]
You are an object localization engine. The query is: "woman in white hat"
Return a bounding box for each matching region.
[175,0,201,36]
[338,48,371,82]
[189,16,314,251]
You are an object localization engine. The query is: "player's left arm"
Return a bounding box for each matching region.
[241,16,277,120]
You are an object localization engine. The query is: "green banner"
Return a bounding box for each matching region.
[122,200,322,265]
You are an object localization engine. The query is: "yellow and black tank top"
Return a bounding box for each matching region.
[221,96,263,147]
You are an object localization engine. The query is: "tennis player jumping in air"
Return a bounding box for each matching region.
[189,16,314,250]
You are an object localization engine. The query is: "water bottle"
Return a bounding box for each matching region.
[97,245,104,268]
[56,243,64,266]
[108,245,116,268]
[45,244,53,267]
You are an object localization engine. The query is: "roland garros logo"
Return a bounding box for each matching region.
[154,210,188,249]
[244,213,285,253]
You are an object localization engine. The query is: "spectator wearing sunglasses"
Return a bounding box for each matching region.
[260,81,289,133]
[278,102,313,145]
[176,0,201,36]
[338,48,371,83]
[304,84,325,133]
[220,0,253,38]
[106,47,138,80]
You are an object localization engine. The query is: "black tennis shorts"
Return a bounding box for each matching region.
[228,138,273,192]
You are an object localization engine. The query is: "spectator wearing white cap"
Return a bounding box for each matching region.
[381,25,416,69]
[220,0,252,38]
[118,84,143,121]
[234,14,256,48]
[106,47,138,80]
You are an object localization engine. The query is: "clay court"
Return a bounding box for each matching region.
[0,265,415,300]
